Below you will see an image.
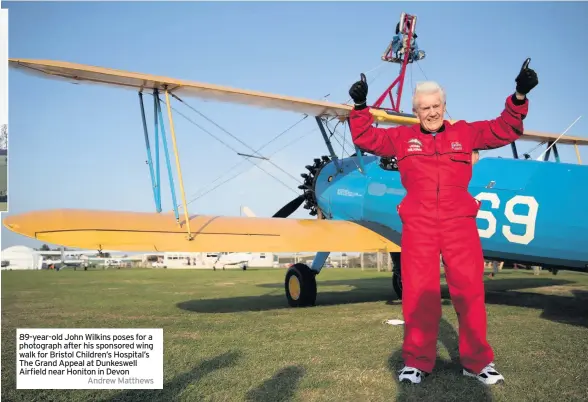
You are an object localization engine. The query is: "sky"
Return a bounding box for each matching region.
[1,1,588,250]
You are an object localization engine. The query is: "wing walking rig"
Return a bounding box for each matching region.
[5,12,588,307]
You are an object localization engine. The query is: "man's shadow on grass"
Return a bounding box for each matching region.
[388,317,493,402]
[100,351,305,402]
[101,350,241,402]
[244,365,305,402]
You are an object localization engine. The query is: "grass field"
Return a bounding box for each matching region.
[2,267,588,401]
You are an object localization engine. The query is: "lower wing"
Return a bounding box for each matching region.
[2,209,400,253]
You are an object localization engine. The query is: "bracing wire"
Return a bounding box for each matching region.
[143,60,392,209]
[185,128,319,205]
[183,114,310,202]
[535,116,582,161]
[164,95,306,188]
[154,95,301,202]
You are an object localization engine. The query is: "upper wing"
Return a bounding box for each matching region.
[515,129,588,146]
[2,209,401,253]
[9,58,415,127]
[11,58,587,145]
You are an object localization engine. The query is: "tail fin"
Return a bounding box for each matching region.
[241,206,256,217]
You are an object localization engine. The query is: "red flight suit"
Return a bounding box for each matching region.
[349,94,528,374]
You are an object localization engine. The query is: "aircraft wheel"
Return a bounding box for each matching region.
[392,272,402,300]
[391,252,402,300]
[285,263,317,307]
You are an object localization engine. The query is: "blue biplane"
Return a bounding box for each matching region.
[4,12,587,307]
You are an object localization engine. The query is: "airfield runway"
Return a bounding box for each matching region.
[2,267,587,402]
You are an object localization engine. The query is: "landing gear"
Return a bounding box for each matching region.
[547,267,559,276]
[391,252,402,300]
[285,263,317,307]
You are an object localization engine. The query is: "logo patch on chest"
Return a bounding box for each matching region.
[407,138,423,152]
[451,141,463,151]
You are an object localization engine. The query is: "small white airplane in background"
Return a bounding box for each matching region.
[211,206,260,270]
[37,249,133,270]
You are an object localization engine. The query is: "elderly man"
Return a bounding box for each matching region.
[348,60,538,385]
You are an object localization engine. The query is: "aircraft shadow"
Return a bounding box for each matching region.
[176,275,574,315]
[244,365,305,402]
[483,288,588,329]
[177,277,395,313]
[447,276,588,329]
[99,350,241,402]
[388,317,493,402]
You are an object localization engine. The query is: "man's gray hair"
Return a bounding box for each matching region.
[412,81,446,109]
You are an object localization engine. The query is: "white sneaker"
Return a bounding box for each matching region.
[463,362,505,385]
[398,366,428,384]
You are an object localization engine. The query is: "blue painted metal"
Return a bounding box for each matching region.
[354,146,366,174]
[153,90,162,211]
[311,155,588,272]
[154,94,180,222]
[310,252,330,273]
[138,92,161,212]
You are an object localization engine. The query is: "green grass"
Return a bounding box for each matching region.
[0,201,7,211]
[2,267,588,402]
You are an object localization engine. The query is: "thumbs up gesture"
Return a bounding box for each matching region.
[349,73,368,108]
[515,58,538,96]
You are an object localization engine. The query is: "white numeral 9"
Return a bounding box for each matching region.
[502,195,539,245]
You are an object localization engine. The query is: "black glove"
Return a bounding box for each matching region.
[515,58,538,95]
[349,75,368,110]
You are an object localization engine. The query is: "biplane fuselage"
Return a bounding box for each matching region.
[313,154,588,273]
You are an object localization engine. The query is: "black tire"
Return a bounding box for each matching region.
[285,263,317,307]
[391,252,402,300]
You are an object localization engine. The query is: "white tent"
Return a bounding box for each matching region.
[1,246,42,270]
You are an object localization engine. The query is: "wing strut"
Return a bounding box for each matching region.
[153,90,161,210]
[163,87,193,240]
[138,91,161,212]
[138,88,195,238]
[154,89,180,222]
[510,143,519,159]
[575,144,583,164]
[315,116,342,172]
[542,142,561,162]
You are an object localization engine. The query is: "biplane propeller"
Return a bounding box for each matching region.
[4,12,588,308]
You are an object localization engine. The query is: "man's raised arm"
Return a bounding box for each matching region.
[348,77,406,157]
[469,59,539,150]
